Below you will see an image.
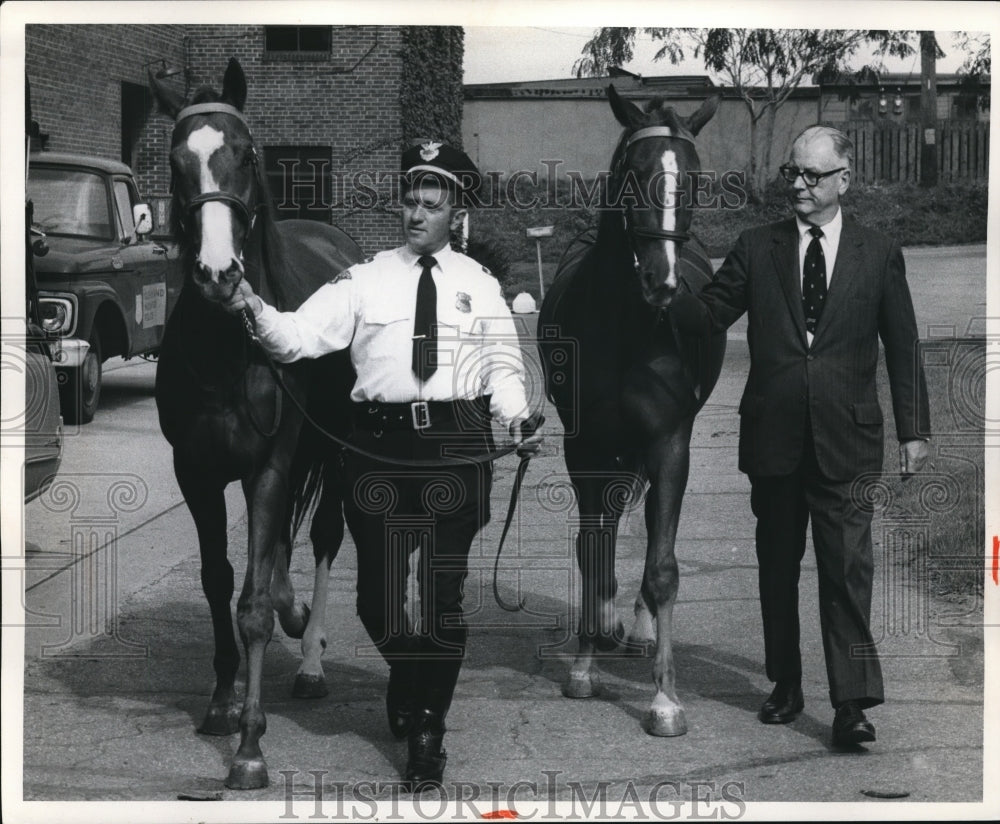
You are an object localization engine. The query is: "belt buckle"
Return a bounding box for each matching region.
[411,401,431,430]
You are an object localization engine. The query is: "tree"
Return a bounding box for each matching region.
[575,28,917,199]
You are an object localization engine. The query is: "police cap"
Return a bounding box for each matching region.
[401,140,482,205]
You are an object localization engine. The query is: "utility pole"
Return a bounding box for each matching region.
[919,31,938,187]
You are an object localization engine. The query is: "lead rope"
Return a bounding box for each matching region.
[240,307,543,612]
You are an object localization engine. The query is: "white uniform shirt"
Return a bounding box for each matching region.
[254,244,530,427]
[796,207,842,345]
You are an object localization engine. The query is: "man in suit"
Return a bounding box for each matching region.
[672,124,930,746]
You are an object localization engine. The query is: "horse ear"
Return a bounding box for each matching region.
[685,95,721,137]
[608,84,643,129]
[149,70,185,119]
[221,57,248,111]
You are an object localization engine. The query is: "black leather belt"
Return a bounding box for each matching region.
[354,398,491,432]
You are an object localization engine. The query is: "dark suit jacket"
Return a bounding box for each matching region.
[688,215,929,480]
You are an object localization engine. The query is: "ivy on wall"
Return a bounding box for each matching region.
[399,26,464,149]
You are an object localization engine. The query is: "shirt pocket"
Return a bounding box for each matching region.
[364,298,411,328]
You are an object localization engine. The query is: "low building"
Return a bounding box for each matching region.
[463,69,990,187]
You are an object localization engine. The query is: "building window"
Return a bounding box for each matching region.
[121,82,151,170]
[263,146,331,222]
[264,26,331,60]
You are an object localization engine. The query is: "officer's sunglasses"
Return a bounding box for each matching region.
[779,164,847,187]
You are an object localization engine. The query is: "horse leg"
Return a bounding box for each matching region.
[176,463,241,736]
[564,471,624,699]
[627,593,657,657]
[271,529,311,639]
[226,466,286,790]
[642,421,693,737]
[292,473,345,699]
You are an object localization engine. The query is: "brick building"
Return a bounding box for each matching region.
[25,24,464,255]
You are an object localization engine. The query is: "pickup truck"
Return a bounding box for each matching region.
[28,153,183,424]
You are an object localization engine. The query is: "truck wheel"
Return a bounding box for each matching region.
[59,333,102,425]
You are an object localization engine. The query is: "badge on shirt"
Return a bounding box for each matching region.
[455,291,472,313]
[330,270,352,284]
[420,141,442,161]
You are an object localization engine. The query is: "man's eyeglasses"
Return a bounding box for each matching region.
[779,164,847,187]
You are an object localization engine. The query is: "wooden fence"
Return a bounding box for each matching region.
[836,121,989,184]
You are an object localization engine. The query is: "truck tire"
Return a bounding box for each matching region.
[59,332,102,425]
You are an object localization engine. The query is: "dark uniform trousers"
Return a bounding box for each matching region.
[749,417,884,710]
[342,401,494,717]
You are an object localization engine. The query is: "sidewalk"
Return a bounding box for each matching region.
[20,318,984,808]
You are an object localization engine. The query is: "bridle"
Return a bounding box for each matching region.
[173,102,260,238]
[617,125,696,247]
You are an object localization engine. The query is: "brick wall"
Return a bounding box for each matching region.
[25,24,186,199]
[183,25,405,254]
[25,24,466,256]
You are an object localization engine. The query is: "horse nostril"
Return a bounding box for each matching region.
[220,259,244,284]
[194,259,212,283]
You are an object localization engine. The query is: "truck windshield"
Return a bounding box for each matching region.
[28,167,113,240]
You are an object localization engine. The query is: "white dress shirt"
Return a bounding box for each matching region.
[254,244,530,426]
[796,207,842,345]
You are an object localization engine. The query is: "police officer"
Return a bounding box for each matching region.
[216,141,543,791]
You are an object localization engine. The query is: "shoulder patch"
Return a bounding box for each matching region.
[330,269,352,284]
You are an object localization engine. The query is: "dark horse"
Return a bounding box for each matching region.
[538,86,726,736]
[150,59,362,788]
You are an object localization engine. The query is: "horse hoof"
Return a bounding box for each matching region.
[198,705,240,736]
[563,674,599,699]
[646,708,688,737]
[225,757,269,790]
[292,672,328,699]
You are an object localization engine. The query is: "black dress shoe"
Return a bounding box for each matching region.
[386,665,415,740]
[405,709,447,793]
[758,679,804,724]
[832,700,876,746]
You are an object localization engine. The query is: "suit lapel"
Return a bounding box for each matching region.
[770,219,807,346]
[813,217,864,341]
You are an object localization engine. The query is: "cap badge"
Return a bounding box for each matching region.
[420,141,442,161]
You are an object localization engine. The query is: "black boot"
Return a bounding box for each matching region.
[404,709,447,793]
[386,661,417,740]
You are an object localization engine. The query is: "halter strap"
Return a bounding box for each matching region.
[176,102,250,129]
[624,125,695,150]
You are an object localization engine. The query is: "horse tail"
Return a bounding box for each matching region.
[289,443,325,545]
[288,351,356,545]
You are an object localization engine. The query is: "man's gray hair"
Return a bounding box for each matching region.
[794,125,854,169]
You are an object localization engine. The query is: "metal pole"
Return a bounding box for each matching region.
[536,238,545,299]
[919,31,938,188]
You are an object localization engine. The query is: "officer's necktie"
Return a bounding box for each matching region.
[802,226,826,336]
[412,254,438,381]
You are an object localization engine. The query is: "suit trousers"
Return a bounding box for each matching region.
[342,414,493,717]
[749,421,884,709]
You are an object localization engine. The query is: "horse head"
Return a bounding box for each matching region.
[606,85,719,308]
[150,58,261,304]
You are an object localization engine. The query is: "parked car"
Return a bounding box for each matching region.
[23,198,63,503]
[28,152,182,424]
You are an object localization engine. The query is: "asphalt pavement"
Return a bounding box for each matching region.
[10,244,992,818]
